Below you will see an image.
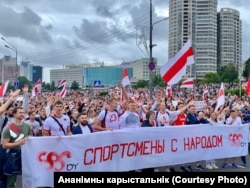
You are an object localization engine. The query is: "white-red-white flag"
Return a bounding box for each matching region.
[166,85,172,99]
[0,80,9,97]
[121,68,130,87]
[160,39,194,85]
[60,85,67,98]
[58,79,67,88]
[180,78,194,88]
[215,83,225,112]
[32,79,42,97]
[202,86,209,101]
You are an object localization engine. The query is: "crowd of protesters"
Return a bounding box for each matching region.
[0,82,250,187]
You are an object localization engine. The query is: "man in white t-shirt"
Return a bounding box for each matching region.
[155,102,179,126]
[119,100,141,129]
[94,98,122,131]
[42,100,71,136]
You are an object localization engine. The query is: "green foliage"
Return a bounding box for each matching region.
[218,63,238,83]
[225,88,245,96]
[42,82,51,91]
[243,58,250,79]
[17,76,32,90]
[50,81,56,91]
[203,72,220,83]
[99,91,108,96]
[195,79,206,84]
[152,74,166,87]
[70,81,80,90]
[134,80,148,89]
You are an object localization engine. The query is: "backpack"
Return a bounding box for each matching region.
[101,109,118,128]
[155,111,169,126]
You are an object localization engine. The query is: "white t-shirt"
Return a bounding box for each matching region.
[155,110,179,126]
[226,116,242,126]
[43,114,70,136]
[98,109,120,130]
[80,125,92,134]
[119,111,141,129]
[24,119,40,136]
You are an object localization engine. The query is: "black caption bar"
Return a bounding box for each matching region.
[54,172,250,188]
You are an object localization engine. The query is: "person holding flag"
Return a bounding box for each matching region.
[31,79,42,98]
[215,83,225,112]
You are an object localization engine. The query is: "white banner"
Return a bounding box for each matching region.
[22,124,249,188]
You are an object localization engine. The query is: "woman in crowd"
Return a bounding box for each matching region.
[141,110,156,172]
[206,111,219,169]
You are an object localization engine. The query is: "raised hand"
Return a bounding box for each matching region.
[9,89,21,99]
[22,84,29,94]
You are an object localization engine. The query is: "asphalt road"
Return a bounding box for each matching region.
[15,155,250,188]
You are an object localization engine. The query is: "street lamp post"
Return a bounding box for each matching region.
[1,37,18,85]
[148,0,168,99]
[149,0,154,100]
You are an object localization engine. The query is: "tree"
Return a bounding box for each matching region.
[17,76,32,90]
[134,80,148,88]
[70,81,79,90]
[218,63,238,83]
[152,74,166,87]
[203,72,220,83]
[50,81,56,91]
[42,83,51,91]
[243,58,250,79]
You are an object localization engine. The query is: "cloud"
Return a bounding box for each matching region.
[0,5,52,43]
[73,19,110,44]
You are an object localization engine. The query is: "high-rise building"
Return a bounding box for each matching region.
[20,60,32,81]
[168,0,196,59]
[168,0,218,78]
[33,66,43,83]
[0,56,19,84]
[19,60,43,82]
[217,8,242,70]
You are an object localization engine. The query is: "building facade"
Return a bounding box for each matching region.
[123,58,160,83]
[169,0,219,78]
[50,67,83,88]
[19,60,43,83]
[20,61,33,81]
[83,67,133,88]
[0,55,19,84]
[217,8,242,70]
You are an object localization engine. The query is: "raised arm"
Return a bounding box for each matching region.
[0,89,20,114]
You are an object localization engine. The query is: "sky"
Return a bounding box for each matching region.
[0,0,249,83]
